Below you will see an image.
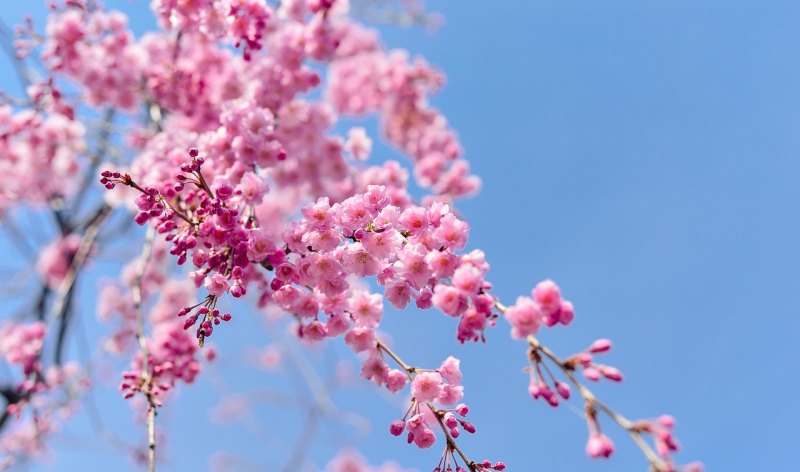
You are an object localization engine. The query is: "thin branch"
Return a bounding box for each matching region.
[51,204,112,364]
[132,226,157,472]
[493,300,669,472]
[281,409,320,472]
[375,337,480,472]
[528,335,667,471]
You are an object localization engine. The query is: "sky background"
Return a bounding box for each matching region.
[2,0,800,471]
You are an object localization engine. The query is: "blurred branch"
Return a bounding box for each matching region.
[131,226,157,472]
[51,204,112,364]
[0,16,34,94]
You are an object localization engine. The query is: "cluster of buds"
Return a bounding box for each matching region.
[567,338,623,383]
[526,338,621,408]
[103,149,263,346]
[441,405,474,439]
[177,296,233,347]
[631,415,705,471]
[120,369,165,406]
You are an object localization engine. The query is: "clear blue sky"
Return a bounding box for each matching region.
[2,1,799,470]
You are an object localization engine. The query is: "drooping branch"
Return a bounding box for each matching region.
[52,204,112,365]
[495,300,671,472]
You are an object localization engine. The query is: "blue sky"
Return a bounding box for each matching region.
[2,0,799,470]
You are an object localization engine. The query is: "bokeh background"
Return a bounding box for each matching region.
[1,0,799,470]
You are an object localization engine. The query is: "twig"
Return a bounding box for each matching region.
[51,204,112,364]
[132,226,157,472]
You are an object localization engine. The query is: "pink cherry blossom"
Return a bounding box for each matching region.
[411,371,444,403]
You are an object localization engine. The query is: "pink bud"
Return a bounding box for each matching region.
[588,338,612,353]
[455,403,469,416]
[599,366,623,382]
[528,382,542,399]
[586,433,614,458]
[658,414,676,428]
[389,420,405,436]
[546,393,559,407]
[134,212,150,225]
[444,412,458,429]
[559,300,575,325]
[583,367,601,382]
[555,381,571,399]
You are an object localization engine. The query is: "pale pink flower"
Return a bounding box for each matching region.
[431,284,467,317]
[438,356,462,385]
[345,127,372,160]
[411,371,443,403]
[385,369,408,393]
[504,296,542,339]
[344,326,375,353]
[348,290,383,328]
[204,273,230,297]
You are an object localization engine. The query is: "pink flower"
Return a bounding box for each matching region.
[306,253,342,282]
[303,320,328,341]
[204,273,230,297]
[425,249,459,278]
[341,243,382,277]
[237,171,269,204]
[385,369,408,393]
[292,293,320,318]
[361,185,387,212]
[413,427,436,448]
[451,264,483,295]
[301,197,334,230]
[348,290,383,328]
[345,127,372,160]
[247,229,276,262]
[361,229,402,260]
[361,355,389,386]
[394,243,432,289]
[438,356,462,385]
[384,281,412,309]
[437,384,464,405]
[431,284,467,317]
[344,326,375,353]
[504,296,542,339]
[411,372,443,403]
[337,197,373,232]
[432,213,468,250]
[399,207,428,234]
[532,280,561,314]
